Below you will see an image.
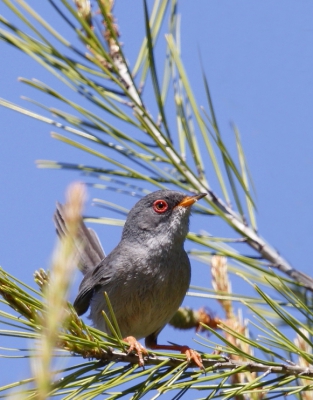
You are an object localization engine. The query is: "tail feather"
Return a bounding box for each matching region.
[54,202,105,275]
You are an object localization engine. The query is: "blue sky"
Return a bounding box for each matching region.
[1,0,313,395]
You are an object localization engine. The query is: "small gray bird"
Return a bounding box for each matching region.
[54,190,206,367]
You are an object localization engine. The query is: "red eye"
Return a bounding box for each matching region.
[153,199,169,213]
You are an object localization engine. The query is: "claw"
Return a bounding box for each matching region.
[181,346,204,370]
[124,336,148,367]
[149,342,204,370]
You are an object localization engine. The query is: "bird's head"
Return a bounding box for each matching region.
[121,190,207,246]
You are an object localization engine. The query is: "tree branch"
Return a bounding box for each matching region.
[84,348,313,378]
[102,7,313,292]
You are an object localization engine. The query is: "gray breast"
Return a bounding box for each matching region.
[89,243,191,339]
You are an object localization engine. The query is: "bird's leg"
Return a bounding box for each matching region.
[123,336,148,367]
[149,343,204,370]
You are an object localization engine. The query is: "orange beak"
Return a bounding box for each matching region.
[177,193,207,208]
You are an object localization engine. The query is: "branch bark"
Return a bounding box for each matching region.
[87,348,313,378]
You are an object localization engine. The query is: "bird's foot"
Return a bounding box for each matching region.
[123,336,148,367]
[149,343,204,370]
[180,345,204,370]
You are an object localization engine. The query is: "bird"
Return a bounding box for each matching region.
[54,189,207,368]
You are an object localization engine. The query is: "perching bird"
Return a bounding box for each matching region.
[54,190,207,367]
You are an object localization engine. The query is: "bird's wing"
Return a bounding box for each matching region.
[73,260,112,316]
[73,243,137,316]
[54,202,105,275]
[73,282,94,316]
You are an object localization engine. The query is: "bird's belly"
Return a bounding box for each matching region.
[89,258,190,339]
[121,283,186,339]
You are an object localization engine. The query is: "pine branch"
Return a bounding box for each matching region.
[98,2,313,292]
[85,350,313,378]
[1,265,313,381]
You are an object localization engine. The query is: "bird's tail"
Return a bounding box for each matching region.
[54,202,105,275]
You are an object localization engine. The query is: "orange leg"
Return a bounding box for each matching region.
[150,343,204,370]
[123,336,148,367]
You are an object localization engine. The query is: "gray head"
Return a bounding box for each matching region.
[121,190,206,246]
